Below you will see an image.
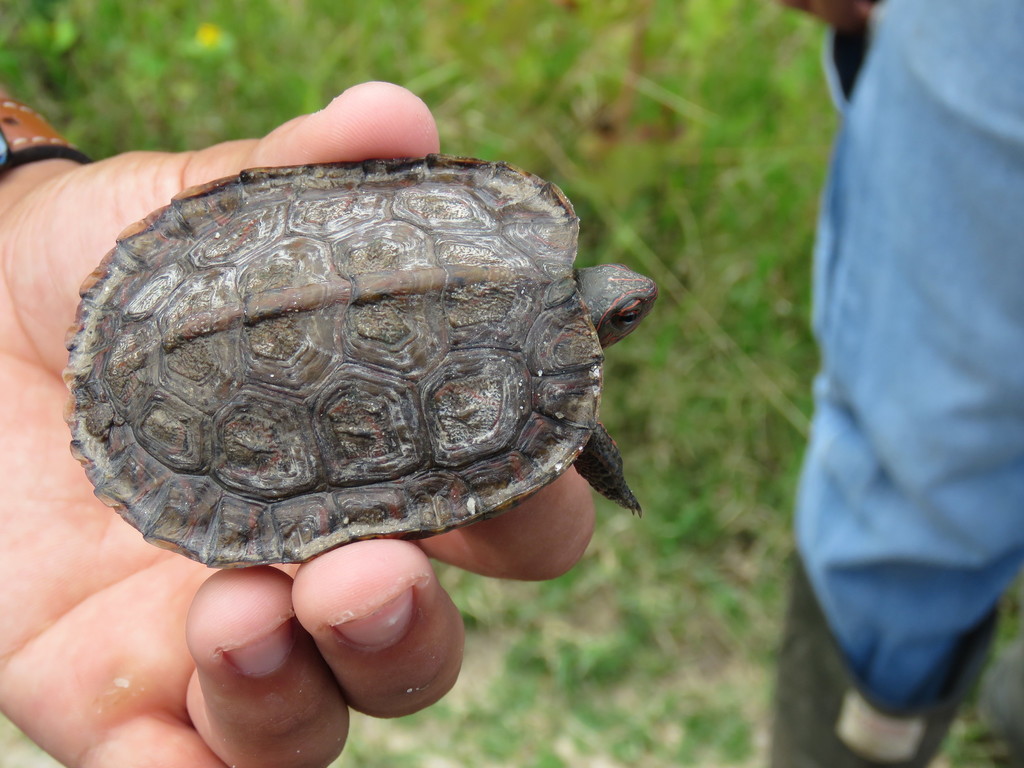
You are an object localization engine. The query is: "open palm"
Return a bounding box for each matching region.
[0,82,594,768]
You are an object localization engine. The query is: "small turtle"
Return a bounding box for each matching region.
[65,155,657,567]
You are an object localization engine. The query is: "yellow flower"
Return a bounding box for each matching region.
[195,22,224,50]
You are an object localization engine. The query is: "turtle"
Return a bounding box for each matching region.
[65,154,658,568]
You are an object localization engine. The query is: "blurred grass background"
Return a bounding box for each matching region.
[0,1,1008,766]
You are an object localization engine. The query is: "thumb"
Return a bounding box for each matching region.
[1,82,439,372]
[181,81,441,186]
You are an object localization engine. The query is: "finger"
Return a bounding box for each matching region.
[181,80,441,187]
[186,567,349,768]
[787,0,870,32]
[852,0,875,27]
[292,540,464,718]
[249,81,441,167]
[74,82,439,231]
[418,469,596,580]
[818,0,873,32]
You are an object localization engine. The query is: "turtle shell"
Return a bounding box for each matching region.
[65,155,604,567]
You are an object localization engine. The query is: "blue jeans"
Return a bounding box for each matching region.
[796,0,1024,710]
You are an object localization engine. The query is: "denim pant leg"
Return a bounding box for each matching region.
[795,0,1024,710]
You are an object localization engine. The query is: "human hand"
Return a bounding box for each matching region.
[775,0,873,33]
[0,82,596,768]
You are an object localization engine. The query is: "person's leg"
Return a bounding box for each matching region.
[980,631,1024,768]
[773,555,994,767]
[774,0,1024,763]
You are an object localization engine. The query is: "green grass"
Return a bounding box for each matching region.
[0,1,1009,766]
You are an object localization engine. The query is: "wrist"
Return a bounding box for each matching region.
[0,96,91,213]
[0,98,91,169]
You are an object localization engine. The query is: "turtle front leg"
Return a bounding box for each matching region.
[573,422,642,515]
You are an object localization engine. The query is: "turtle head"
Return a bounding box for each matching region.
[575,264,658,348]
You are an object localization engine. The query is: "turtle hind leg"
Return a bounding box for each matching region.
[573,422,642,516]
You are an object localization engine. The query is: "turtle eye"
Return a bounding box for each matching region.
[614,299,643,326]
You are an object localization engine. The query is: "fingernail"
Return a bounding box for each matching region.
[332,588,415,650]
[222,619,295,677]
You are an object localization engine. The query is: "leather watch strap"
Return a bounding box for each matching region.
[0,98,91,170]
